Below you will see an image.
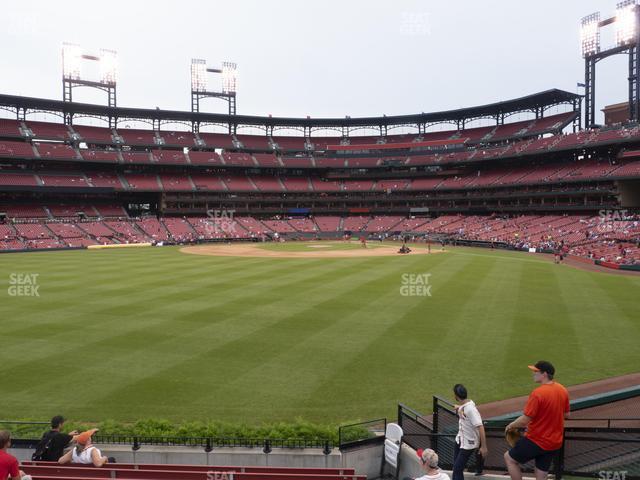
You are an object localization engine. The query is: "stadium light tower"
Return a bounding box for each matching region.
[580,13,601,58]
[580,1,640,128]
[61,43,118,126]
[190,58,237,129]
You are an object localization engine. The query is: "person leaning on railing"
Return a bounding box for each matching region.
[452,384,488,480]
[504,361,570,480]
[34,415,80,462]
[0,430,32,480]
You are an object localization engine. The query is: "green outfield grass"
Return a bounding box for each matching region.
[0,243,638,425]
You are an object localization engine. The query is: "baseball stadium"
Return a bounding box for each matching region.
[0,2,639,480]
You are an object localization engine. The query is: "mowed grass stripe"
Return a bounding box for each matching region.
[0,256,338,380]
[90,257,422,419]
[0,256,369,379]
[1,257,393,418]
[295,252,491,420]
[207,254,451,417]
[33,255,278,299]
[0,256,309,345]
[429,256,525,404]
[553,267,640,385]
[0,246,639,422]
[0,255,292,360]
[495,262,582,401]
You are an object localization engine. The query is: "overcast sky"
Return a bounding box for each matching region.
[0,1,629,128]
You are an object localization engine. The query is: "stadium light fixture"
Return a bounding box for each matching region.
[191,58,207,92]
[615,0,638,47]
[190,58,237,116]
[61,43,118,120]
[222,61,237,94]
[581,3,640,127]
[62,43,82,80]
[99,49,118,85]
[581,12,601,58]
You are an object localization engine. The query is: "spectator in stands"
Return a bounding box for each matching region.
[412,448,450,480]
[452,384,487,480]
[504,361,570,480]
[58,429,111,467]
[0,431,31,480]
[35,415,79,462]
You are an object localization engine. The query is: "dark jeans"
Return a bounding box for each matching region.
[453,443,481,480]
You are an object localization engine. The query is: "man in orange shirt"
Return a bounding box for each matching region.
[503,361,570,480]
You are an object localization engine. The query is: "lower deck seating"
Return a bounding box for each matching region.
[136,218,170,242]
[261,219,297,233]
[288,218,318,232]
[342,216,370,232]
[163,217,197,242]
[365,216,404,232]
[1,213,638,264]
[314,216,341,232]
[188,217,243,239]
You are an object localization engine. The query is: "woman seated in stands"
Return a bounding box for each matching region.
[58,429,110,467]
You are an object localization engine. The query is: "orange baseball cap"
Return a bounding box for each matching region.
[527,361,555,375]
[76,429,98,445]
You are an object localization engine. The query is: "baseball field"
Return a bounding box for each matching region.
[1,241,639,424]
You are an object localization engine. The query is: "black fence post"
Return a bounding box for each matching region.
[394,434,404,480]
[555,436,565,480]
[323,440,331,455]
[397,404,403,427]
[432,396,439,454]
[263,439,272,454]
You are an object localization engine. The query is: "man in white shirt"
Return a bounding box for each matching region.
[453,384,488,480]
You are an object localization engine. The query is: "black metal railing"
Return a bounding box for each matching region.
[0,421,334,452]
[565,418,640,429]
[338,418,386,449]
[398,398,640,480]
[398,402,435,453]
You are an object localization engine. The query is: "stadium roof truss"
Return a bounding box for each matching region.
[0,88,581,139]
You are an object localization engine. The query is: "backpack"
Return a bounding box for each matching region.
[32,431,55,461]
